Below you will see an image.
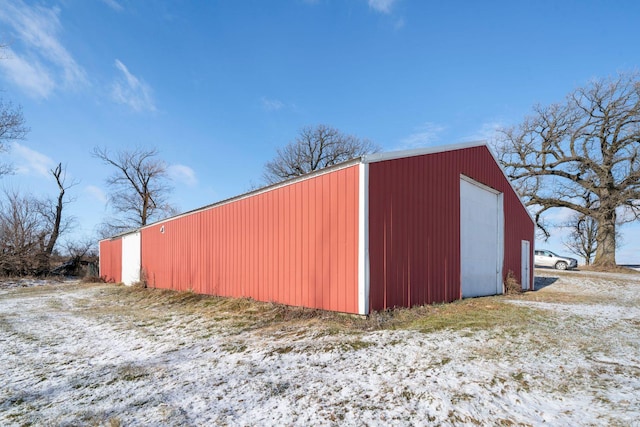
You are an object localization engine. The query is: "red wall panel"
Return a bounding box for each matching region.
[141,165,360,314]
[99,238,122,283]
[368,145,534,311]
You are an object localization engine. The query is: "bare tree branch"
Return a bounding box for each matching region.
[496,72,640,267]
[0,99,29,176]
[93,146,175,231]
[561,214,598,265]
[1,44,29,176]
[263,124,380,184]
[0,163,74,276]
[42,163,76,257]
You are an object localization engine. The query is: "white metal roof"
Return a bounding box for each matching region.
[362,140,488,164]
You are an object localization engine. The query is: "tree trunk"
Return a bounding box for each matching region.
[44,164,64,256]
[593,212,617,267]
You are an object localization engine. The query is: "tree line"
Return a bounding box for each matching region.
[0,116,376,277]
[0,98,77,275]
[2,61,638,275]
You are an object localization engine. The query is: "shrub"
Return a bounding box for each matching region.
[81,275,106,284]
[504,270,522,294]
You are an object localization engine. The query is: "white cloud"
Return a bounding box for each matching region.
[0,0,87,98]
[545,207,576,224]
[111,59,156,112]
[101,0,124,12]
[461,120,504,144]
[10,142,55,178]
[368,0,398,14]
[399,122,445,149]
[261,97,284,111]
[168,164,197,187]
[85,185,108,204]
[0,47,55,98]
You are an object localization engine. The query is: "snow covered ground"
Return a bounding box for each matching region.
[1,271,639,426]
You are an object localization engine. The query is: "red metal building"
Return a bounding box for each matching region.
[99,237,122,284]
[99,142,535,314]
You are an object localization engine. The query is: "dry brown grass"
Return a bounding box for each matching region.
[105,285,370,333]
[1,274,571,341]
[400,298,548,333]
[503,270,523,295]
[93,284,545,336]
[512,289,596,304]
[577,264,640,274]
[80,275,105,284]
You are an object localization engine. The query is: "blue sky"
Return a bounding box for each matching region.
[0,0,638,263]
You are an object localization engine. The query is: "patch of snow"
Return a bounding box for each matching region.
[509,299,640,326]
[0,277,80,290]
[0,273,639,425]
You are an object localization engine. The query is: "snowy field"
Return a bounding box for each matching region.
[1,270,639,426]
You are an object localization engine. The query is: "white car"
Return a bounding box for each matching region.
[534,249,578,270]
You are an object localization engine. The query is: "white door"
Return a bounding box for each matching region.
[521,240,530,290]
[460,177,504,298]
[121,231,141,286]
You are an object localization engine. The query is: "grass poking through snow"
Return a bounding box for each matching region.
[1,270,639,426]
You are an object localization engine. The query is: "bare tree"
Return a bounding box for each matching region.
[0,99,29,176]
[63,237,98,259]
[1,43,29,176]
[95,221,126,240]
[263,124,379,184]
[36,163,74,272]
[562,212,622,266]
[0,164,72,276]
[0,190,45,275]
[43,164,68,255]
[497,73,640,268]
[93,147,175,232]
[562,213,598,265]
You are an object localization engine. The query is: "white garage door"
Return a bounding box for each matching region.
[121,231,141,286]
[460,177,503,298]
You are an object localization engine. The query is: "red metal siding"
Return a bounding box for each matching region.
[99,238,122,283]
[141,165,360,314]
[368,145,534,311]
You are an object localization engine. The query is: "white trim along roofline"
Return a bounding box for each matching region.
[362,141,534,225]
[99,228,144,243]
[361,140,488,164]
[101,140,533,240]
[135,158,362,232]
